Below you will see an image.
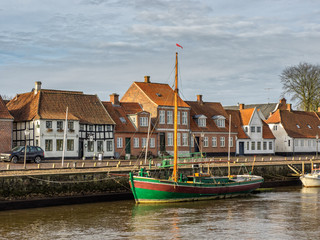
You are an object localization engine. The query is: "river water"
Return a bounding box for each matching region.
[0,186,320,240]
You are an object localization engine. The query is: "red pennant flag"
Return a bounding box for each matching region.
[176,43,183,49]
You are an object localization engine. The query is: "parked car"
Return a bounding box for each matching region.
[0,146,45,163]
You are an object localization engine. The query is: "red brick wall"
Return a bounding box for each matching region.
[0,120,13,152]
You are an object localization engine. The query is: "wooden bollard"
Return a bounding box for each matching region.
[312,156,315,160]
[299,157,301,160]
[7,164,10,170]
[67,163,70,168]
[38,164,40,169]
[52,163,55,168]
[118,161,121,167]
[140,161,143,165]
[233,161,236,164]
[245,158,247,162]
[82,162,85,167]
[94,162,97,167]
[270,157,272,161]
[292,157,294,161]
[285,157,287,161]
[306,157,308,160]
[106,162,109,166]
[129,161,132,165]
[262,158,264,161]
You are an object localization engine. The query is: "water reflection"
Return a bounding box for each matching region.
[0,187,320,240]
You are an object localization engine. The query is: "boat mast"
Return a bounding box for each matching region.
[173,52,178,182]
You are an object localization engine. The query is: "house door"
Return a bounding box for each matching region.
[160,132,166,152]
[194,137,200,153]
[239,142,244,155]
[125,138,131,154]
[79,140,84,159]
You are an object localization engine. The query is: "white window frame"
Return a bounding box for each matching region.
[142,138,147,148]
[229,137,233,147]
[167,111,173,124]
[220,137,225,147]
[182,112,188,125]
[150,138,155,148]
[182,133,188,146]
[204,137,208,147]
[167,132,173,146]
[117,137,123,148]
[159,110,165,124]
[212,137,217,147]
[134,138,139,148]
[177,133,181,146]
[140,117,148,127]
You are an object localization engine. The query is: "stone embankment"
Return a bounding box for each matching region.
[0,157,318,210]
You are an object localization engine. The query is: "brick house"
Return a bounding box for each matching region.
[226,105,275,155]
[0,95,14,153]
[102,93,157,159]
[186,95,238,156]
[266,99,320,155]
[6,82,115,159]
[121,76,191,156]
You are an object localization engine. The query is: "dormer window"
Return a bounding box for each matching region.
[307,124,312,129]
[212,115,226,128]
[120,117,126,123]
[140,117,148,127]
[194,115,207,127]
[296,124,300,129]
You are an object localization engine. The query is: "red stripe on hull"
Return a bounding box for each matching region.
[133,180,261,195]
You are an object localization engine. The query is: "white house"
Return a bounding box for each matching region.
[266,101,320,155]
[7,82,115,159]
[226,104,275,155]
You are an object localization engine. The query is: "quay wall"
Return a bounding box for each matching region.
[0,161,312,209]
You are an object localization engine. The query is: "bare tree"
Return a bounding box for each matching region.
[280,62,320,111]
[0,94,13,101]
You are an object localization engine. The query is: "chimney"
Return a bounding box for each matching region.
[279,98,287,110]
[197,95,203,105]
[34,81,42,95]
[110,93,120,106]
[239,103,245,110]
[287,103,292,112]
[144,76,150,83]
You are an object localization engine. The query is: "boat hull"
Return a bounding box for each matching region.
[129,174,264,203]
[300,175,320,187]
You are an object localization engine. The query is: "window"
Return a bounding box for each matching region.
[307,124,312,129]
[251,126,255,132]
[150,138,155,148]
[257,126,261,133]
[182,112,188,125]
[288,140,291,147]
[88,141,94,152]
[45,140,53,151]
[191,136,194,148]
[88,125,94,131]
[107,125,112,131]
[177,111,180,125]
[229,137,233,147]
[220,137,225,147]
[247,141,249,150]
[119,117,126,123]
[97,125,103,131]
[159,110,165,124]
[68,121,74,130]
[97,140,103,152]
[216,119,225,128]
[269,142,272,150]
[142,138,147,148]
[134,138,139,148]
[204,137,208,147]
[308,140,312,147]
[301,140,304,147]
[251,142,255,150]
[80,124,85,131]
[257,141,261,150]
[244,127,248,132]
[56,139,63,151]
[177,133,181,146]
[67,140,74,151]
[140,117,148,127]
[198,118,206,127]
[117,138,123,148]
[57,121,63,130]
[182,133,188,146]
[106,140,113,152]
[295,140,298,147]
[167,132,173,146]
[167,111,173,124]
[296,124,300,129]
[46,121,52,129]
[212,137,217,147]
[273,125,277,131]
[263,141,267,150]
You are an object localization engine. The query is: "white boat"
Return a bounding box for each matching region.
[300,169,320,187]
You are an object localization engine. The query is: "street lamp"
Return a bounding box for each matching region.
[24,128,30,169]
[316,134,319,160]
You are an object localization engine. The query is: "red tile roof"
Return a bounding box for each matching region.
[239,108,255,125]
[186,101,235,133]
[267,109,320,138]
[262,120,275,139]
[134,82,190,108]
[225,109,249,139]
[7,89,114,125]
[0,96,13,119]
[102,101,142,133]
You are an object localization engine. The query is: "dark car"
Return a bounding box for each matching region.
[0,146,45,164]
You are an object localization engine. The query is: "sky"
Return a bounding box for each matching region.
[1,0,320,107]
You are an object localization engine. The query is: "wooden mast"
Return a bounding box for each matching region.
[173,52,178,182]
